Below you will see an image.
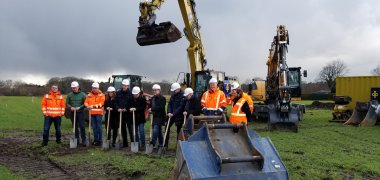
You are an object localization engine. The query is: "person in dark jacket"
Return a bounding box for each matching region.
[66,81,87,146]
[182,87,201,136]
[104,86,118,147]
[115,79,133,147]
[148,84,166,147]
[165,82,185,147]
[129,86,147,149]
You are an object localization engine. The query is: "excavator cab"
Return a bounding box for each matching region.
[109,75,143,90]
[137,22,182,46]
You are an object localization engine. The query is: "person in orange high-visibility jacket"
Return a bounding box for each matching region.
[230,82,254,122]
[230,89,250,125]
[201,78,227,116]
[84,82,105,146]
[41,85,65,146]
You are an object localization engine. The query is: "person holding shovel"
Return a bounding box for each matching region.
[84,82,105,146]
[104,86,118,147]
[183,87,201,136]
[148,84,166,148]
[66,81,87,146]
[115,79,133,148]
[41,85,65,146]
[129,86,147,150]
[164,82,185,148]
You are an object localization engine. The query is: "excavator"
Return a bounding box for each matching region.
[136,1,289,179]
[137,0,229,98]
[250,25,306,132]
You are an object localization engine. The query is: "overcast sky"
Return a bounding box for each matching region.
[1,0,380,85]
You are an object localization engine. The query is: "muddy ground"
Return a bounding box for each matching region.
[0,130,175,179]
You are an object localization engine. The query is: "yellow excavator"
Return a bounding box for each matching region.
[250,25,307,132]
[137,0,232,98]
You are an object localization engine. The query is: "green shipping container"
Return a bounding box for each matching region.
[336,76,380,110]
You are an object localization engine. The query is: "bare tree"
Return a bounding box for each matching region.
[318,59,349,93]
[371,63,380,75]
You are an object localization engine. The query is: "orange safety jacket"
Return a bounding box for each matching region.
[229,93,254,113]
[84,91,105,115]
[229,97,247,124]
[201,88,227,111]
[41,90,65,117]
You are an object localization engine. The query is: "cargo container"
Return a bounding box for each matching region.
[336,76,380,110]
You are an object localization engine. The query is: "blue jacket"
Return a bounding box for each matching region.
[167,90,185,123]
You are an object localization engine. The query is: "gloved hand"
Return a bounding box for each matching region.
[202,108,207,115]
[217,108,223,115]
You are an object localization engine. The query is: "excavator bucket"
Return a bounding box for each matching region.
[172,123,289,179]
[344,102,368,125]
[178,115,226,141]
[360,101,379,126]
[137,21,182,46]
[268,105,299,132]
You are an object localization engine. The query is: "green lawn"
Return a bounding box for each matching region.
[0,165,24,180]
[0,96,379,179]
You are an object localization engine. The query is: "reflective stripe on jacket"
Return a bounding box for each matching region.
[201,89,227,110]
[84,92,105,115]
[41,91,65,117]
[229,97,247,124]
[230,93,254,113]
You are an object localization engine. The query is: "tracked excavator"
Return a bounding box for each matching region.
[250,25,306,132]
[136,1,288,179]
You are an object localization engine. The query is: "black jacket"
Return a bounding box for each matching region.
[128,95,147,124]
[115,89,132,110]
[167,90,185,123]
[104,97,119,129]
[184,94,202,116]
[150,94,167,125]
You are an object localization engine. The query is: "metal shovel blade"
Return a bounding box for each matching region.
[131,142,139,153]
[85,139,90,147]
[102,140,110,150]
[114,142,122,150]
[158,147,166,156]
[145,144,154,154]
[69,137,77,149]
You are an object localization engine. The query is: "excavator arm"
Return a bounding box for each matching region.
[137,0,208,92]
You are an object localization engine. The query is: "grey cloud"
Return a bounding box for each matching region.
[1,0,380,84]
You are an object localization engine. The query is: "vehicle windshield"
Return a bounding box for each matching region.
[287,71,300,87]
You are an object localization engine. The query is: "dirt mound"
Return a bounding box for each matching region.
[307,101,334,109]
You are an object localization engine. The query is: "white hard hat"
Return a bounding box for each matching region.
[107,86,116,92]
[92,82,99,88]
[71,81,79,88]
[231,82,240,90]
[122,79,130,86]
[209,78,218,84]
[132,86,141,95]
[183,88,194,97]
[152,84,161,90]
[170,83,181,91]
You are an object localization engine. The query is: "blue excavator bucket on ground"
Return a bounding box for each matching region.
[172,123,289,179]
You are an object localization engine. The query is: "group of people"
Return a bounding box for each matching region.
[40,77,254,149]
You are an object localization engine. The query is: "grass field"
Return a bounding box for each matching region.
[0,96,379,179]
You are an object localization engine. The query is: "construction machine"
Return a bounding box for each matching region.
[331,76,380,126]
[108,74,151,119]
[250,25,307,132]
[137,0,233,99]
[136,1,288,179]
